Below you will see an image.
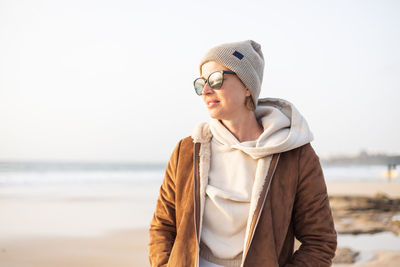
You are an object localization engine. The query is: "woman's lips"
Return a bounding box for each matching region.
[206,100,220,108]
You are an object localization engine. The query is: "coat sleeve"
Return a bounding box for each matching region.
[148,140,182,267]
[285,144,337,266]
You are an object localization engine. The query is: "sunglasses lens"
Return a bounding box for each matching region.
[208,71,223,89]
[194,78,205,95]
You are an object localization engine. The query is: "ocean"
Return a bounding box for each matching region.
[0,162,396,186]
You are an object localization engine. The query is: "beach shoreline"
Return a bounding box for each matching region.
[1,181,399,266]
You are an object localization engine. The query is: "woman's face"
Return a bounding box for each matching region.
[201,61,250,121]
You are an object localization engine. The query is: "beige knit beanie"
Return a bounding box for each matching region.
[199,40,264,106]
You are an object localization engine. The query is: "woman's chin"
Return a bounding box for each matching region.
[207,110,220,120]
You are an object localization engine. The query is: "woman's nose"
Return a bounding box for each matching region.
[202,83,213,95]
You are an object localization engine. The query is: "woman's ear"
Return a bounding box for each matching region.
[245,88,251,97]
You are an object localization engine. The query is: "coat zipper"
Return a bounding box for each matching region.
[193,143,201,267]
[241,154,281,266]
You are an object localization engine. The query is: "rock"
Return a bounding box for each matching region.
[329,195,400,235]
[333,247,359,264]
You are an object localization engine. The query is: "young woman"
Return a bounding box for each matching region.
[149,40,337,267]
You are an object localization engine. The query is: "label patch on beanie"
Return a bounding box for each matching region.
[233,51,244,60]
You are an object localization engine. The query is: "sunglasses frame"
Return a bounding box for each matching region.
[193,70,236,96]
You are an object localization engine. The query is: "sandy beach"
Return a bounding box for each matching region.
[0,229,149,267]
[1,182,399,267]
[327,182,400,198]
[0,184,156,267]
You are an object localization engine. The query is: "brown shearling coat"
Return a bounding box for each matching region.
[149,136,337,266]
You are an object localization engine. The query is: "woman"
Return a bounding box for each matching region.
[149,40,337,267]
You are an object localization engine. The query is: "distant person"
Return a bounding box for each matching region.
[149,40,337,266]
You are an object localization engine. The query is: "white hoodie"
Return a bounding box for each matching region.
[193,98,314,267]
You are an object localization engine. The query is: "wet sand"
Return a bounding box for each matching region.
[0,184,155,267]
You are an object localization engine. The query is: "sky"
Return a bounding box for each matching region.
[0,0,399,163]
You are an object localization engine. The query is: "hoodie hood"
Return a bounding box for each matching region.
[193,98,313,159]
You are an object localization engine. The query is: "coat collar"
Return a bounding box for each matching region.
[191,122,212,144]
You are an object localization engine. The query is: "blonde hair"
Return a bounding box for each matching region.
[245,95,256,111]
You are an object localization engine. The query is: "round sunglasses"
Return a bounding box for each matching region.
[193,70,236,96]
